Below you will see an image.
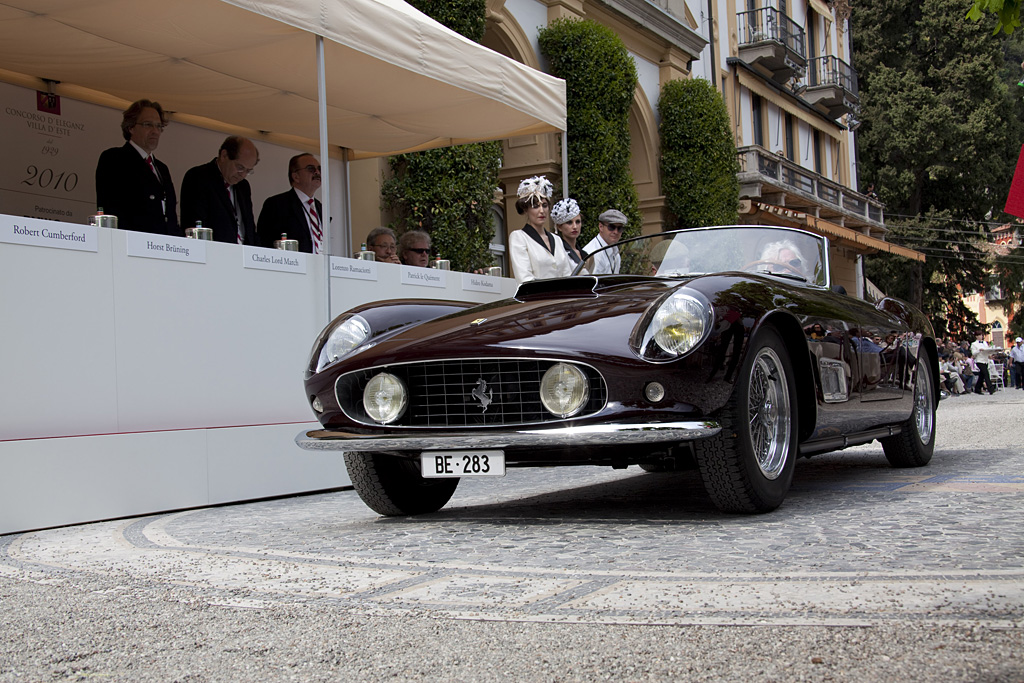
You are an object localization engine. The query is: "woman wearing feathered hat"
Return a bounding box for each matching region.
[508,175,573,284]
[551,197,587,269]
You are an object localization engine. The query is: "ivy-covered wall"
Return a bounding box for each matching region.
[539,18,642,244]
[659,78,740,229]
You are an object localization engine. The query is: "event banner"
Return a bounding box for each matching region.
[0,82,108,224]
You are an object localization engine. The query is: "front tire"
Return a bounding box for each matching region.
[694,327,798,513]
[880,353,936,468]
[344,451,459,516]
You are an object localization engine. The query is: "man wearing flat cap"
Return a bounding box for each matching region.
[584,209,626,274]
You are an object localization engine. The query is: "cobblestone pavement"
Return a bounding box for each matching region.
[1,391,1023,680]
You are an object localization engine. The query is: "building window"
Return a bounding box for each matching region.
[807,9,818,85]
[785,113,795,161]
[813,129,822,174]
[752,94,764,147]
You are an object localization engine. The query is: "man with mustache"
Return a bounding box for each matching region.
[257,153,324,254]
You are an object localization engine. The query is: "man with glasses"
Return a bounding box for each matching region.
[399,230,432,267]
[365,226,401,264]
[584,209,626,274]
[95,99,181,236]
[257,154,324,253]
[181,136,259,245]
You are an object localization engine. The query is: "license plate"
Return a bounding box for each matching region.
[420,450,505,478]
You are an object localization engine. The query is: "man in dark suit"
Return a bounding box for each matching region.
[95,99,180,236]
[257,153,323,254]
[180,136,259,244]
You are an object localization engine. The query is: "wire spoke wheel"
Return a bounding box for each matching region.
[694,326,797,513]
[748,348,791,480]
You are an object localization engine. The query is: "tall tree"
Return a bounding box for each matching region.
[853,0,1022,332]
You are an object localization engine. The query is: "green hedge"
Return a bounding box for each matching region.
[381,142,502,272]
[659,78,739,229]
[380,0,498,272]
[539,18,642,243]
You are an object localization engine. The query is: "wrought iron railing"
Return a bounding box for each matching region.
[737,146,884,227]
[807,55,858,94]
[737,7,806,58]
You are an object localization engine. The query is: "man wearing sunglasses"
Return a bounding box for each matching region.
[181,136,260,245]
[257,154,323,253]
[583,209,627,274]
[399,230,432,267]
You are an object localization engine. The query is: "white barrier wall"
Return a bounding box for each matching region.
[0,215,517,534]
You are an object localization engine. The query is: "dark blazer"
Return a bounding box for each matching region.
[180,160,256,245]
[95,143,180,236]
[257,189,320,254]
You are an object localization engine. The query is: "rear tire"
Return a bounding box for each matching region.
[881,353,936,468]
[694,327,797,513]
[344,451,459,516]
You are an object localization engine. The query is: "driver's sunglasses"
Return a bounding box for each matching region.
[789,259,802,267]
[606,224,625,232]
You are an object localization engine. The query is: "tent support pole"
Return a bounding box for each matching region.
[316,34,332,322]
[561,131,569,199]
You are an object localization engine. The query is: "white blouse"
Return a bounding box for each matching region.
[509,226,573,284]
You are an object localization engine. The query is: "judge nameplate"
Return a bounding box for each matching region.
[126,231,206,263]
[244,246,307,274]
[1,215,97,252]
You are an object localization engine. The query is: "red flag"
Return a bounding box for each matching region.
[1007,144,1024,219]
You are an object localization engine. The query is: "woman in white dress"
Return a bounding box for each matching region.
[508,176,572,283]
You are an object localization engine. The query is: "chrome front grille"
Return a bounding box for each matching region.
[336,359,607,428]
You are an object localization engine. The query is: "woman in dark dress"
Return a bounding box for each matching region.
[551,197,586,270]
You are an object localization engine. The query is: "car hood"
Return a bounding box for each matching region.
[355,276,680,366]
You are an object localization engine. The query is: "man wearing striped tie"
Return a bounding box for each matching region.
[180,136,260,245]
[257,154,324,254]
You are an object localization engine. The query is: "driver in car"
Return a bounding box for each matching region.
[757,239,807,277]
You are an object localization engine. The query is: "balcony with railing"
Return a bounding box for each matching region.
[737,7,806,84]
[737,146,885,232]
[803,55,859,119]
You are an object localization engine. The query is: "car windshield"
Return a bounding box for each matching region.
[576,225,829,287]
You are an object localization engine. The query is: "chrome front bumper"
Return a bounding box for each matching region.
[295,421,721,452]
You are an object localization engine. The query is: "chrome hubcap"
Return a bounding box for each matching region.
[748,347,791,479]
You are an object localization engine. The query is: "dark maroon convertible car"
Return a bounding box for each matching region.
[297,226,939,515]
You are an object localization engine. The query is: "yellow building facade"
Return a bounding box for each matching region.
[346,0,921,294]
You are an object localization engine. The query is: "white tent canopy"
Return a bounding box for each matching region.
[0,0,566,159]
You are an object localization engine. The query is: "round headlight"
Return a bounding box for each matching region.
[363,372,407,424]
[314,315,371,373]
[650,292,708,357]
[540,363,590,418]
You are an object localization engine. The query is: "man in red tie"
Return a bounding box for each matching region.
[95,99,180,236]
[180,136,259,245]
[257,154,324,254]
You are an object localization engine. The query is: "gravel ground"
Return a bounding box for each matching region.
[2,572,1021,682]
[2,391,1023,682]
